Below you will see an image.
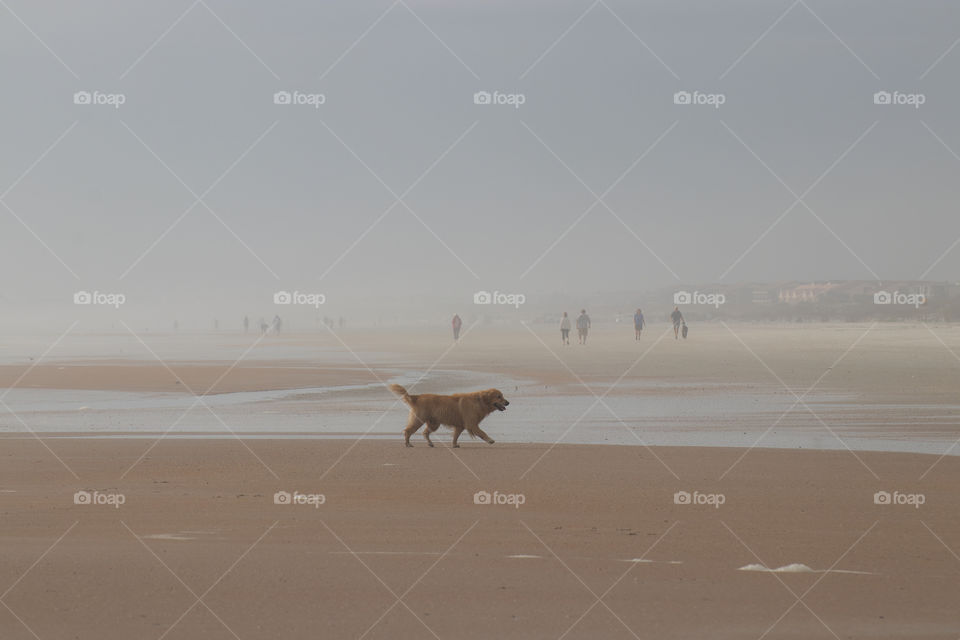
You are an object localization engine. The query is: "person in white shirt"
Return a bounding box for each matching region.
[559,312,571,346]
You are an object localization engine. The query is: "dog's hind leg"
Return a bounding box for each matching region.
[451,426,465,448]
[403,413,424,447]
[423,421,439,448]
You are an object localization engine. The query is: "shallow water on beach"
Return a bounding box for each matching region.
[1,371,956,456]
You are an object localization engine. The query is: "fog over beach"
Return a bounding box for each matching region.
[2,2,959,638]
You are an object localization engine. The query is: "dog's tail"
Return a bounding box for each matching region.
[389,384,413,405]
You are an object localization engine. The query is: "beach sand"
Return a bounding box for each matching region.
[1,323,959,637]
[0,439,957,639]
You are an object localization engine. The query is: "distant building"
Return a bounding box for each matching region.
[778,282,838,304]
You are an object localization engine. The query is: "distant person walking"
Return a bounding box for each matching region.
[671,306,684,340]
[633,308,645,340]
[576,309,591,345]
[273,315,282,335]
[259,318,268,335]
[560,312,571,346]
[243,315,249,333]
[452,314,462,341]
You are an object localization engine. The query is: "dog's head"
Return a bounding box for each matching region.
[483,389,510,412]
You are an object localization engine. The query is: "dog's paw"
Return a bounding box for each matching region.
[452,444,460,448]
[488,439,495,444]
[404,442,413,448]
[427,442,434,448]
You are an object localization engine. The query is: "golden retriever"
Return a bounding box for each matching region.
[389,384,509,448]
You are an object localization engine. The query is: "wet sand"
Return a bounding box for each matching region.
[0,439,957,639]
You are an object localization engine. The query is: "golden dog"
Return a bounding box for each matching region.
[389,384,509,448]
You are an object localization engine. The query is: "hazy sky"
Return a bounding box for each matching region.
[2,0,959,326]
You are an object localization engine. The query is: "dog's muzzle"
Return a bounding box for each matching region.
[494,400,509,411]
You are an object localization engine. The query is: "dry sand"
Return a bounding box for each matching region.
[0,439,957,639]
